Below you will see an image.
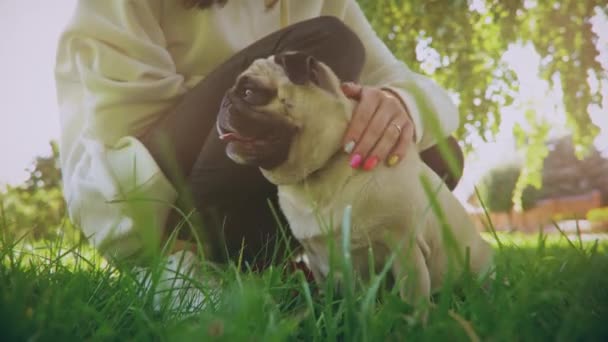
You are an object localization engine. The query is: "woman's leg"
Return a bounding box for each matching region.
[143,16,366,264]
[419,136,464,191]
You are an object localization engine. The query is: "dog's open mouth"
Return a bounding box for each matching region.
[218,128,254,143]
[215,92,277,148]
[216,78,297,169]
[216,120,273,147]
[217,122,279,154]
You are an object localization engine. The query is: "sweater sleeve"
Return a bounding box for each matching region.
[55,0,182,262]
[339,0,459,151]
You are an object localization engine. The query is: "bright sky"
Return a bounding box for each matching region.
[0,1,76,186]
[0,1,606,194]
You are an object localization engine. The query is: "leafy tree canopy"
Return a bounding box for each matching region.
[357,0,606,208]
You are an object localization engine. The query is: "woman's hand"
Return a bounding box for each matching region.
[341,82,415,171]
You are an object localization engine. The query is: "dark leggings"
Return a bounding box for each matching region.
[141,16,463,264]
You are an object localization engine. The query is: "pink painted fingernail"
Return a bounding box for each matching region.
[363,156,379,171]
[350,154,362,168]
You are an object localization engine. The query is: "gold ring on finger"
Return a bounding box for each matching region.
[392,123,402,135]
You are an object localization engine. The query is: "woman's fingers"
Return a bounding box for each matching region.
[350,99,401,169]
[341,83,415,170]
[366,115,414,169]
[342,85,382,154]
[341,82,363,99]
[384,118,415,167]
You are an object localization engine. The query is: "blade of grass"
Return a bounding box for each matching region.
[341,205,357,340]
[420,174,464,268]
[297,271,320,341]
[474,186,504,250]
[550,219,584,255]
[575,218,584,250]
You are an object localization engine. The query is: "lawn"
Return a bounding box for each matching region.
[1,228,607,341]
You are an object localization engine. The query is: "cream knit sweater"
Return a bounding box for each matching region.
[55,0,459,261]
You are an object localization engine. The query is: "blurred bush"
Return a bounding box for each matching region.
[476,164,541,212]
[0,142,80,243]
[476,136,608,213]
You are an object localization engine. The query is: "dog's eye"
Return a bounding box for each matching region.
[235,76,277,106]
[240,86,276,106]
[241,87,256,102]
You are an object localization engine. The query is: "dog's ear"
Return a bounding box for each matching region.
[274,51,315,85]
[274,52,339,94]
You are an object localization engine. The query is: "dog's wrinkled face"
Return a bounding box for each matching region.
[216,69,294,169]
[217,52,352,182]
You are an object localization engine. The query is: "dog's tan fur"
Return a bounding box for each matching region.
[230,56,494,304]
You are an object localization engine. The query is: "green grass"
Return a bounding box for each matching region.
[2,228,608,341]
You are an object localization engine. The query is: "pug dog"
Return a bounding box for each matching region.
[217,52,494,304]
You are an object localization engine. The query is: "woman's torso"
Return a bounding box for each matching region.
[159,0,347,88]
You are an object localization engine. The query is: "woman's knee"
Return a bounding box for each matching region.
[314,16,364,50]
[316,16,365,77]
[285,16,366,82]
[419,136,464,191]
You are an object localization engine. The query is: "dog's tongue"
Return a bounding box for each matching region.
[219,132,254,142]
[219,132,236,141]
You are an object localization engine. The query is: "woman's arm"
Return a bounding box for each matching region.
[55,0,182,262]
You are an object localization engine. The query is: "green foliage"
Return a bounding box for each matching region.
[476,163,542,212]
[356,0,606,205]
[358,0,516,142]
[477,134,608,212]
[356,0,604,148]
[477,165,521,212]
[512,109,551,211]
[0,142,79,242]
[22,141,62,192]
